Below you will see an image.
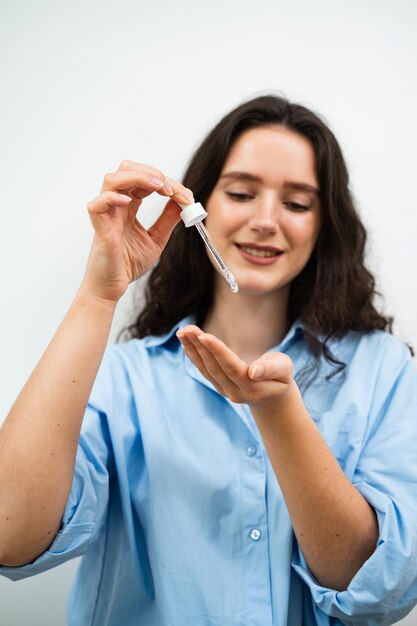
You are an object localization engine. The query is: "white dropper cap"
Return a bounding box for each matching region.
[178,202,207,227]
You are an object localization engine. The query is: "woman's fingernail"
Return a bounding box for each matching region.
[150,176,164,188]
[163,180,174,195]
[251,364,264,379]
[181,188,194,202]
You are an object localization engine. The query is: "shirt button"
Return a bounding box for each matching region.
[249,528,262,541]
[246,444,257,457]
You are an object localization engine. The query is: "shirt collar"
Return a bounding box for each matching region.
[143,316,196,349]
[272,318,304,353]
[143,315,304,353]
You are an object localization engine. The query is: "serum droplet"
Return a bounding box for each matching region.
[222,269,239,294]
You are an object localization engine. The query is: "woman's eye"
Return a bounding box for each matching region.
[226,192,253,202]
[285,201,310,212]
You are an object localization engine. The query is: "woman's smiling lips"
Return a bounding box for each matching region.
[235,242,284,265]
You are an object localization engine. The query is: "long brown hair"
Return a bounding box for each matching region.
[120,95,393,378]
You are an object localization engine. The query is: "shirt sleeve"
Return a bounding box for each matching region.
[0,350,117,582]
[292,339,417,625]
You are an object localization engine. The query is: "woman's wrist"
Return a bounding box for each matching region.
[250,380,305,426]
[73,286,119,317]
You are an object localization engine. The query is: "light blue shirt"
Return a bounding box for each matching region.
[2,318,417,626]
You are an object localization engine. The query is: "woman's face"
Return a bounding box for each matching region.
[204,125,321,297]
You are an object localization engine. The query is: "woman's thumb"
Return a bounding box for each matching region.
[249,362,265,380]
[248,353,293,383]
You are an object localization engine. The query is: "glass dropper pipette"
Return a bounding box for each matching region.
[179,201,239,294]
[194,221,239,293]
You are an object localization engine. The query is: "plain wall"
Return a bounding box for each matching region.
[1,0,416,624]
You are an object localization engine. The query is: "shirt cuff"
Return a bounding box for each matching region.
[292,482,417,625]
[0,521,98,581]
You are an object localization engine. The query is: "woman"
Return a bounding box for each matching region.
[1,95,417,626]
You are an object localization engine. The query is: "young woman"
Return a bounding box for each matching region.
[1,95,417,626]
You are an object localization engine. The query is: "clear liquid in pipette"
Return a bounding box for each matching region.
[194,221,239,294]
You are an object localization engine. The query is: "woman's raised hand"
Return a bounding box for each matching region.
[80,160,194,304]
[176,325,297,417]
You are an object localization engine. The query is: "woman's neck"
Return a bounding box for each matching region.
[202,281,290,364]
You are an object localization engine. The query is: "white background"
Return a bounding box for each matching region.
[1,0,416,624]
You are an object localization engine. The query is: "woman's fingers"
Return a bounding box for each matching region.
[177,327,295,407]
[116,162,172,198]
[101,170,166,196]
[178,333,226,395]
[177,327,245,399]
[87,191,132,215]
[86,191,133,238]
[165,176,194,204]
[88,162,195,249]
[81,162,195,305]
[147,199,182,251]
[196,334,247,382]
[116,161,193,198]
[101,166,194,205]
[248,352,293,384]
[189,334,240,396]
[89,161,195,249]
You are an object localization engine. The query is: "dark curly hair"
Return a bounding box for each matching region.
[120,94,393,380]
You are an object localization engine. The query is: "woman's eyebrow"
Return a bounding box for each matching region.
[220,171,262,182]
[220,171,320,196]
[285,182,320,196]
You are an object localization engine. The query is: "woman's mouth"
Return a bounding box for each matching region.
[235,243,283,265]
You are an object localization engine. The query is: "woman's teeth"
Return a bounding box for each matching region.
[240,246,279,258]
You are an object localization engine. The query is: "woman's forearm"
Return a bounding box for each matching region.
[251,384,378,591]
[0,290,116,566]
[0,164,189,568]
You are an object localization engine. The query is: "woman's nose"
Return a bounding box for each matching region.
[248,199,279,235]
